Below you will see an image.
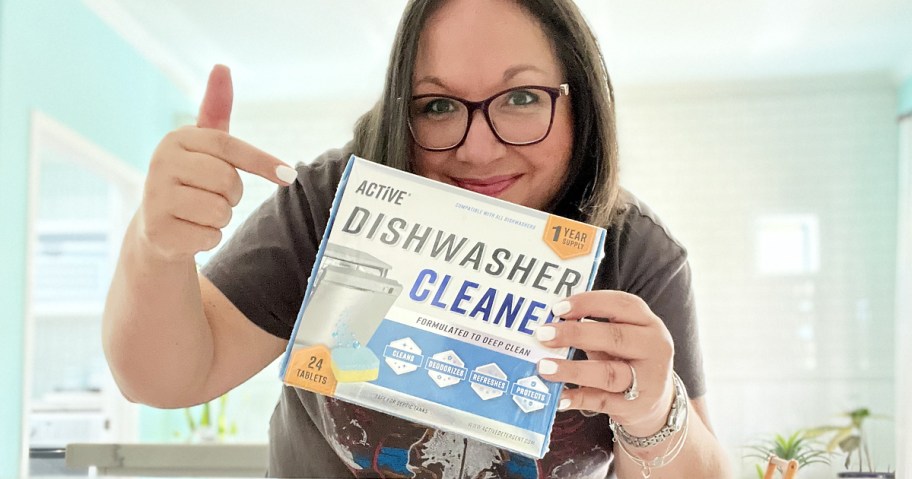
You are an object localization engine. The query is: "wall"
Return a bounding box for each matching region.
[615,74,898,477]
[0,1,12,472]
[0,0,189,475]
[896,76,911,476]
[900,77,912,116]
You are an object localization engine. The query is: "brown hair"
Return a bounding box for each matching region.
[352,0,622,227]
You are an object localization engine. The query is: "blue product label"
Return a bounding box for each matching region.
[366,320,561,437]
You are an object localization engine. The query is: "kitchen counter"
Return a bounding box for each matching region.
[65,443,268,477]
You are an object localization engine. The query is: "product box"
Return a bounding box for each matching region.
[280,155,606,458]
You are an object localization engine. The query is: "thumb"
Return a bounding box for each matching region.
[197,64,233,132]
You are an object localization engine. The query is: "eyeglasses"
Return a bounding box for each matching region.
[408,84,570,151]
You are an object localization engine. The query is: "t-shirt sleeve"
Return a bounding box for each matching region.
[200,148,350,339]
[608,200,707,398]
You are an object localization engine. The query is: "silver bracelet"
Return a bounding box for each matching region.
[614,411,690,478]
[608,372,689,449]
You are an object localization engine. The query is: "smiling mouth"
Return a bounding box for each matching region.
[452,175,519,197]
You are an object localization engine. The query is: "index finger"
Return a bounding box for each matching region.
[551,290,658,326]
[535,320,646,359]
[178,127,298,186]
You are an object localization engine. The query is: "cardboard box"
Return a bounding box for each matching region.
[280,156,606,458]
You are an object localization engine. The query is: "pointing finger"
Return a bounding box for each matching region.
[191,66,297,185]
[176,127,297,186]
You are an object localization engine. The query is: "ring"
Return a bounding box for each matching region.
[623,362,639,401]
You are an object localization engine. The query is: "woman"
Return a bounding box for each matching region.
[103,0,732,477]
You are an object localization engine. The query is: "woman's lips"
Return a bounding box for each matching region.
[452,175,519,196]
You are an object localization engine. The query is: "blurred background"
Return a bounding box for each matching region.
[1,0,911,477]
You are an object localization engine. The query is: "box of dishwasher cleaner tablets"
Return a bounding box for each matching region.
[280,155,606,458]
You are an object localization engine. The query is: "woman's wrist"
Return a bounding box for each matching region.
[613,412,690,477]
[609,373,691,476]
[609,372,689,449]
[617,388,676,438]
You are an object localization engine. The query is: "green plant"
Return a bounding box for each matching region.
[182,393,238,442]
[804,407,889,473]
[745,430,830,478]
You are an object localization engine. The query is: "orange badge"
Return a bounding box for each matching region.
[284,344,337,396]
[543,215,596,259]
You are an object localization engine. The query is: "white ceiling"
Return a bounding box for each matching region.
[85,0,912,106]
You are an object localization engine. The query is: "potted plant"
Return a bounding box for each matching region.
[804,407,894,478]
[745,430,830,478]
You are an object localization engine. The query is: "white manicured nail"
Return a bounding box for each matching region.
[538,360,558,375]
[558,398,572,411]
[535,326,556,342]
[276,165,298,184]
[551,300,571,317]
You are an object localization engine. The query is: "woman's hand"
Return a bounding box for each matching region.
[138,64,298,262]
[535,290,677,437]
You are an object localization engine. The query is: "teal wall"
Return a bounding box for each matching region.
[0,0,189,475]
[901,77,912,116]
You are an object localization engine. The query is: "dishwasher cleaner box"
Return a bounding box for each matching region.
[280,155,606,458]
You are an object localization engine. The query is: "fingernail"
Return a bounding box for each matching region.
[535,325,556,342]
[552,300,571,317]
[538,359,558,375]
[558,398,572,411]
[276,165,298,184]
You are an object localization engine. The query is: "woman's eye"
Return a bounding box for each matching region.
[505,90,539,106]
[423,99,457,115]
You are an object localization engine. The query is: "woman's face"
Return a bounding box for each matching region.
[411,0,573,211]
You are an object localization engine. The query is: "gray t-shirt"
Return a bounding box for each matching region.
[202,146,705,478]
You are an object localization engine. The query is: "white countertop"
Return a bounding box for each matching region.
[65,443,268,477]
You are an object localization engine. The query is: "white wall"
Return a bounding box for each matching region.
[895,115,911,477]
[615,74,899,477]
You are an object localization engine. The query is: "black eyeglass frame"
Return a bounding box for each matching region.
[407,83,570,152]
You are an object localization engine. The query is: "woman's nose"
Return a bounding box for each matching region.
[454,110,507,164]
